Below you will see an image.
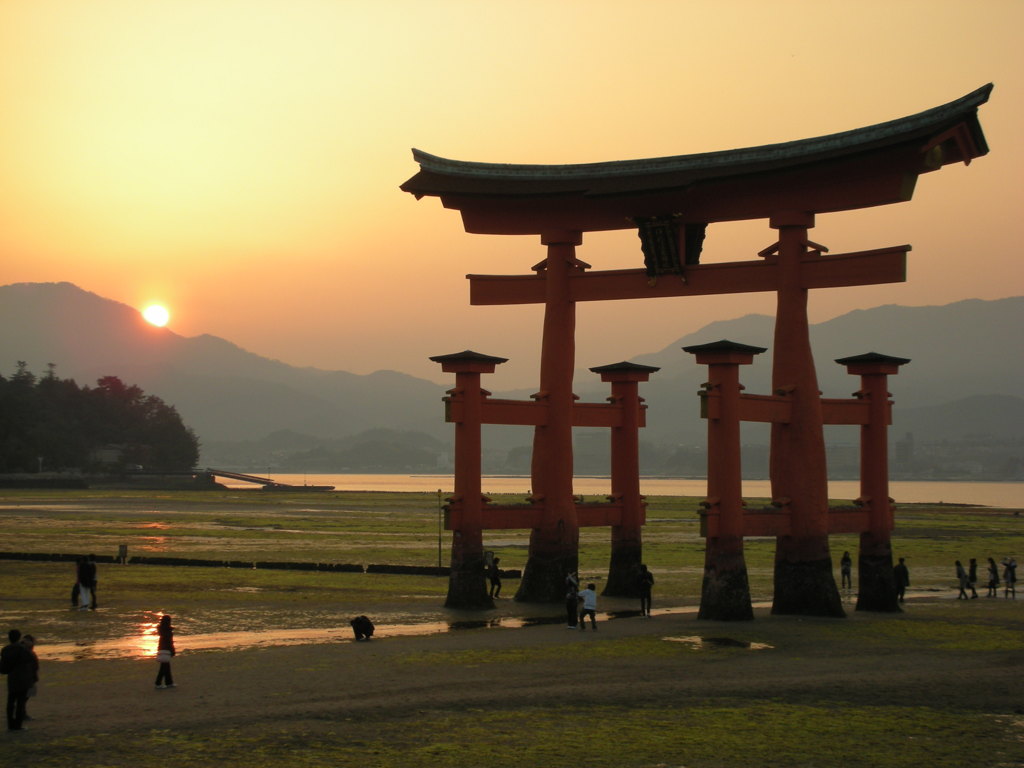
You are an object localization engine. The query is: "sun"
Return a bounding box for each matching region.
[142,304,170,327]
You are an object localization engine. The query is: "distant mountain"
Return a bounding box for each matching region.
[1,283,1021,476]
[0,282,448,444]
[563,296,1024,447]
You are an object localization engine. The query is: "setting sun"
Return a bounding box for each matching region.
[142,304,170,327]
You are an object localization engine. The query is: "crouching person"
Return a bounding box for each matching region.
[350,615,374,641]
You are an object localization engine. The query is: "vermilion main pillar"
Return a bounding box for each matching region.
[768,213,844,617]
[517,234,585,602]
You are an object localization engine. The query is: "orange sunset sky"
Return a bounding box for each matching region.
[1,0,1021,388]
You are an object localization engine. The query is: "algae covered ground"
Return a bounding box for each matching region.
[0,488,1022,767]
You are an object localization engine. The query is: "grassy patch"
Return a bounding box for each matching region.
[7,702,1020,768]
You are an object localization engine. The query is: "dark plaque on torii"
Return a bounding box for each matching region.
[405,85,991,616]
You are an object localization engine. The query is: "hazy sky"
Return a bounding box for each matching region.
[1,0,1021,388]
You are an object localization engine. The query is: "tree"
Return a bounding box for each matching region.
[0,366,199,472]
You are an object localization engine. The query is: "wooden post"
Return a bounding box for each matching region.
[837,353,910,612]
[685,341,763,620]
[429,350,507,608]
[591,362,659,597]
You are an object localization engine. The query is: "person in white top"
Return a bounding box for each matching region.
[577,583,598,631]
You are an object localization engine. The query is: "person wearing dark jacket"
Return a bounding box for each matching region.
[154,615,176,689]
[1,629,35,731]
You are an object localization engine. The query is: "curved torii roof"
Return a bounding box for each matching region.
[400,84,992,235]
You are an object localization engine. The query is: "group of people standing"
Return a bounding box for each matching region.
[562,563,655,631]
[1,630,39,732]
[957,556,1016,599]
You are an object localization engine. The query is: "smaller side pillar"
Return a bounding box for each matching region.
[836,352,910,613]
[429,350,508,609]
[590,362,660,597]
[685,340,765,621]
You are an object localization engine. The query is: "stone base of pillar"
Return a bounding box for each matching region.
[603,541,642,597]
[444,556,493,609]
[699,544,753,621]
[515,552,578,603]
[856,552,901,613]
[772,541,845,617]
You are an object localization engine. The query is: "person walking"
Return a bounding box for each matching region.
[577,583,598,631]
[967,558,979,599]
[638,564,655,617]
[1,629,34,731]
[487,557,502,599]
[76,556,94,610]
[20,634,38,722]
[893,558,910,603]
[955,560,970,600]
[564,572,579,628]
[986,557,1000,597]
[840,551,853,590]
[86,554,99,609]
[154,615,176,689]
[1003,558,1017,599]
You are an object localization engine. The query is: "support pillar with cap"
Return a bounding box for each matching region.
[836,352,910,612]
[685,340,764,620]
[429,350,508,609]
[767,212,844,618]
[590,362,660,597]
[517,232,585,602]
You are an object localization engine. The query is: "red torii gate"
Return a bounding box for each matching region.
[403,85,992,613]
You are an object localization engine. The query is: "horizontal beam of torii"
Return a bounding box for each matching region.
[468,246,909,305]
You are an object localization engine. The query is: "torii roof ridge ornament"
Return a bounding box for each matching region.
[401,84,992,235]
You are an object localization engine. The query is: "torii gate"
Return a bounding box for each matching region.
[402,85,992,613]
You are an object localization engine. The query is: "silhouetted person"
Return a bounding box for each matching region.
[564,572,579,628]
[1003,558,1017,598]
[893,558,910,603]
[986,557,1000,597]
[155,615,176,689]
[488,557,502,598]
[20,634,38,721]
[638,564,655,617]
[87,554,98,609]
[350,615,374,641]
[1,629,34,731]
[76,555,94,610]
[967,558,979,599]
[955,560,970,600]
[840,551,852,590]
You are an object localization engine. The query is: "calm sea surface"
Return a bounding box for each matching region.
[226,474,1024,508]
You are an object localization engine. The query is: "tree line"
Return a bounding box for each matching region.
[0,363,199,473]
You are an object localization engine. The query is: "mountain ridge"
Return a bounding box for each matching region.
[1,283,1021,478]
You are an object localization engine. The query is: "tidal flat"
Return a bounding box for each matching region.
[1,489,1021,767]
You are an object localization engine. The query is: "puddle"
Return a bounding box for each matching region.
[665,635,773,650]
[35,606,700,662]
